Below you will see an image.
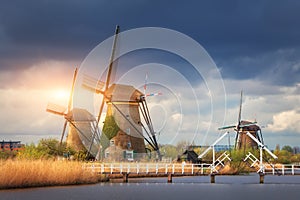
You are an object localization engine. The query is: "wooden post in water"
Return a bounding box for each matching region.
[210,173,216,183]
[259,173,264,184]
[123,173,129,183]
[167,173,173,183]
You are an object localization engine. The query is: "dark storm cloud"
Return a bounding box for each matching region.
[0,0,300,85]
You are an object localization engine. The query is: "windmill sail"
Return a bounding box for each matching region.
[46,103,67,116]
[82,74,105,94]
[218,91,263,150]
[46,67,101,158]
[76,26,160,160]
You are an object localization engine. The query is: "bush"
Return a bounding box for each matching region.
[16,139,79,160]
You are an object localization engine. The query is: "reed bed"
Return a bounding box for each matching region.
[0,159,103,189]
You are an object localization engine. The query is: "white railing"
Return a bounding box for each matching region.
[84,162,212,175]
[264,164,300,175]
[85,162,300,176]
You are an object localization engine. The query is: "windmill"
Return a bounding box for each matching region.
[81,25,161,161]
[218,91,264,150]
[46,68,101,158]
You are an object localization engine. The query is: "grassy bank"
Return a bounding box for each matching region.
[0,160,106,189]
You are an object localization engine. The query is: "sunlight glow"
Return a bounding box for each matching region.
[51,89,70,103]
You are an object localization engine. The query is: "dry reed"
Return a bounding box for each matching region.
[0,159,103,189]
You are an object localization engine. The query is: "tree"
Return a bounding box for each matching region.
[160,144,177,160]
[176,140,190,154]
[17,139,75,160]
[282,145,293,153]
[275,144,280,151]
[17,143,48,160]
[101,115,120,153]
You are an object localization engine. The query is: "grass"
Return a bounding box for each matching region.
[0,159,105,189]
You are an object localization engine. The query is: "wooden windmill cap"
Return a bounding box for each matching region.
[66,108,96,121]
[105,84,143,102]
[240,120,260,131]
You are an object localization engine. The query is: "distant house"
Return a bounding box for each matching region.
[181,150,200,163]
[0,141,24,151]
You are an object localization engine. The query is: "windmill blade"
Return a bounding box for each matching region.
[145,92,163,97]
[246,132,277,159]
[96,25,120,123]
[67,68,78,112]
[218,125,236,130]
[46,103,66,116]
[111,102,156,150]
[82,73,105,94]
[237,90,243,128]
[97,98,106,123]
[60,120,68,144]
[234,131,239,149]
[104,25,120,91]
[69,108,101,157]
[238,90,243,127]
[143,73,162,98]
[258,129,264,145]
[198,131,229,159]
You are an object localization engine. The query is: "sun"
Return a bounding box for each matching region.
[52,89,70,102]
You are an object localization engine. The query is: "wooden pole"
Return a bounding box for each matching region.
[123,173,129,183]
[259,173,264,184]
[210,173,216,183]
[167,173,172,183]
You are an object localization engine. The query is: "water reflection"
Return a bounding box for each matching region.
[1,175,300,200]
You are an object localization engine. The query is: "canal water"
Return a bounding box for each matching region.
[1,175,299,200]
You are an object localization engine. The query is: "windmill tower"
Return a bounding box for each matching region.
[100,84,146,161]
[218,91,264,150]
[81,25,160,161]
[46,68,101,158]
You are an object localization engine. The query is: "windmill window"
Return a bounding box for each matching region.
[124,150,133,160]
[127,142,131,149]
[110,140,115,146]
[105,152,110,158]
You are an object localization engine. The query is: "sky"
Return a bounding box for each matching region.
[0,0,299,149]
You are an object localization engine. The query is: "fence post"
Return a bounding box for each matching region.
[90,164,94,173]
[146,164,149,174]
[292,165,294,175]
[192,164,194,175]
[127,163,130,174]
[165,164,168,174]
[101,164,104,174]
[282,165,284,176]
[110,163,113,174]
